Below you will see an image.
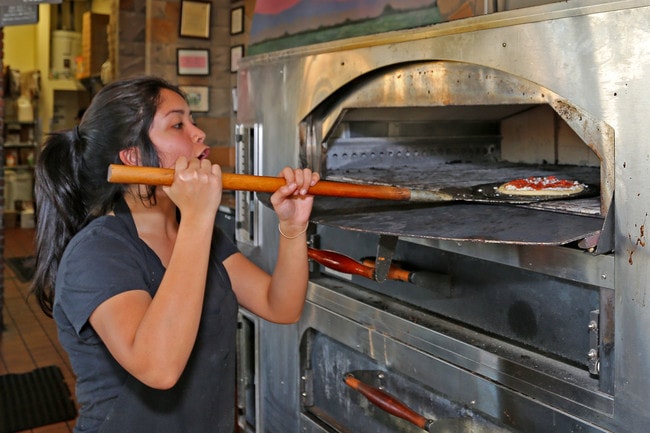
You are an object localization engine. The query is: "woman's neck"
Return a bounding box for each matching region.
[123,190,179,252]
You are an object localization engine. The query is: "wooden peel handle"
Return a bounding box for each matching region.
[344,374,428,429]
[307,248,375,280]
[107,164,412,201]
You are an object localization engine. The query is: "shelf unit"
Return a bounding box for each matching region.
[4,120,38,170]
[3,81,40,228]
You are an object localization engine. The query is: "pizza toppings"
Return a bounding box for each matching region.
[497,175,586,196]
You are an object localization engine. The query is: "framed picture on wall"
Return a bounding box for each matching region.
[230,7,244,35]
[177,48,210,76]
[230,45,244,73]
[231,87,238,112]
[179,0,211,39]
[180,86,210,112]
[0,4,39,26]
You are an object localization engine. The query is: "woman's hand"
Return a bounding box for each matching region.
[270,167,320,237]
[162,157,222,221]
[228,167,321,324]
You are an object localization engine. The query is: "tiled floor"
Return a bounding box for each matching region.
[2,228,78,433]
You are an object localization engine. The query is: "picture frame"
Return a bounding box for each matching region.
[230,7,244,35]
[177,48,210,76]
[231,87,238,113]
[179,0,211,39]
[230,45,244,73]
[0,4,39,26]
[180,86,210,112]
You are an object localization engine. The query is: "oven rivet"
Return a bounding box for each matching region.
[502,42,507,47]
[587,349,598,360]
[601,274,607,280]
[377,373,385,379]
[588,320,598,331]
[301,392,307,397]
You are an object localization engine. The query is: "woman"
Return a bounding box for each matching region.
[32,76,319,433]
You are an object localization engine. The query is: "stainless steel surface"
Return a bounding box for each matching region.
[235,1,650,432]
[300,280,612,432]
[311,203,604,245]
[404,237,615,289]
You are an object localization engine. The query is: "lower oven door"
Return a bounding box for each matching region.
[298,279,613,433]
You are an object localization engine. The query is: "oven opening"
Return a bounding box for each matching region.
[300,61,613,248]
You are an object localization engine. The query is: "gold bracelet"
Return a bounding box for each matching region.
[278,223,308,239]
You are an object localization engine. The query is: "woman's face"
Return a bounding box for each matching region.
[149,88,209,168]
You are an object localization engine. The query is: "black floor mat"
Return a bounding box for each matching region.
[0,365,77,433]
[5,256,35,283]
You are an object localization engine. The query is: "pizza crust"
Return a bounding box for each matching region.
[496,176,586,197]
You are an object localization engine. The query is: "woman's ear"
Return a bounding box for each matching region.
[118,147,140,166]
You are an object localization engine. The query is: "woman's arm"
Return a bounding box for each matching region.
[89,158,222,389]
[228,167,319,323]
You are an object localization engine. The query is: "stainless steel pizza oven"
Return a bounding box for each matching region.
[234,2,650,432]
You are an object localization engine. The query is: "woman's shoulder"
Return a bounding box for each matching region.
[57,214,155,291]
[64,214,140,260]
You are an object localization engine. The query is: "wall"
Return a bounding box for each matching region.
[120,0,253,154]
[4,0,252,150]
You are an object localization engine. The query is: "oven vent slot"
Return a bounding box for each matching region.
[326,136,501,172]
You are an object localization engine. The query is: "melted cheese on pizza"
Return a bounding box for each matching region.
[497,176,585,196]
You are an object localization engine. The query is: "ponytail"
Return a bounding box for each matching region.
[32,130,89,316]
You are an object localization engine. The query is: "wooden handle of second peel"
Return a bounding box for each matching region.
[107,164,412,201]
[308,248,415,283]
[344,374,428,429]
[307,248,376,280]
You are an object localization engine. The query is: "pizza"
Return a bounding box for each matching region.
[496,175,586,196]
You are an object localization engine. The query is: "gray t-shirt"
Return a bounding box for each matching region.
[54,199,239,433]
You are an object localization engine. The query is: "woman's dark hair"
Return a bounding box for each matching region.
[32,76,184,316]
